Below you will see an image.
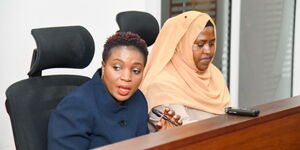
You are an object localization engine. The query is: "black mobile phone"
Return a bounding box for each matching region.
[225,107,260,117]
[152,108,179,126]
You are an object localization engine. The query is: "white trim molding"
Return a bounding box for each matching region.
[293,0,300,96]
[230,0,241,107]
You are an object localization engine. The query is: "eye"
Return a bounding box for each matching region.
[132,68,141,74]
[196,43,204,48]
[209,42,215,47]
[113,64,122,71]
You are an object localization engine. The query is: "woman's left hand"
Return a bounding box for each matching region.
[155,107,182,131]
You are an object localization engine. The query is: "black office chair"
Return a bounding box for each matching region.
[5,26,95,150]
[116,11,159,47]
[116,11,160,132]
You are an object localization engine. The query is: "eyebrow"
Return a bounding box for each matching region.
[133,62,144,67]
[112,59,144,67]
[112,58,124,62]
[197,38,215,41]
[195,39,215,43]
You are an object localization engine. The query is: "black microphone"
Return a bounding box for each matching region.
[152,108,179,126]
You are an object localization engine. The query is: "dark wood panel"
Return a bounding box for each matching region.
[95,96,300,150]
[176,113,300,150]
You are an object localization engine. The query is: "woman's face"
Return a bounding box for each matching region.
[192,26,215,72]
[102,46,145,102]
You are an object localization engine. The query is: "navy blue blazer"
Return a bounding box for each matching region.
[48,69,149,150]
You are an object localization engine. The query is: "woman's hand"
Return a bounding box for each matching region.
[156,107,182,131]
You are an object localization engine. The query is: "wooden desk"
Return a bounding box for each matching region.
[95,96,300,150]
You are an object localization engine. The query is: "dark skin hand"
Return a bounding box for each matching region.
[156,108,183,131]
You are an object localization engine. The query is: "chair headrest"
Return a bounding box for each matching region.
[116,11,159,47]
[28,26,95,76]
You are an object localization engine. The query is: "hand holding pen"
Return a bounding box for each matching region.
[152,107,182,130]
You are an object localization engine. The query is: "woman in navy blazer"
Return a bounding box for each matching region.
[48,32,163,150]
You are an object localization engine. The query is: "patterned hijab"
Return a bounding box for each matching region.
[140,11,230,114]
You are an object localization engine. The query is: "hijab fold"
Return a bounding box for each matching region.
[140,11,230,114]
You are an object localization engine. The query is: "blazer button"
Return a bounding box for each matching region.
[119,120,127,127]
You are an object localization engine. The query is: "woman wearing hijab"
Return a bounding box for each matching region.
[140,11,231,126]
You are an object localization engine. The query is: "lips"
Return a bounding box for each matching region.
[199,58,211,63]
[118,85,131,96]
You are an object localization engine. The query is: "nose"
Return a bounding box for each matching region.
[120,70,132,82]
[203,44,211,54]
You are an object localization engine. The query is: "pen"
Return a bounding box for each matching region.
[152,108,179,126]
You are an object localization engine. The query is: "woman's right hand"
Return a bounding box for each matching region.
[156,108,182,131]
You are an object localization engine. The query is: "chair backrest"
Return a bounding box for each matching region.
[5,26,95,150]
[116,11,159,47]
